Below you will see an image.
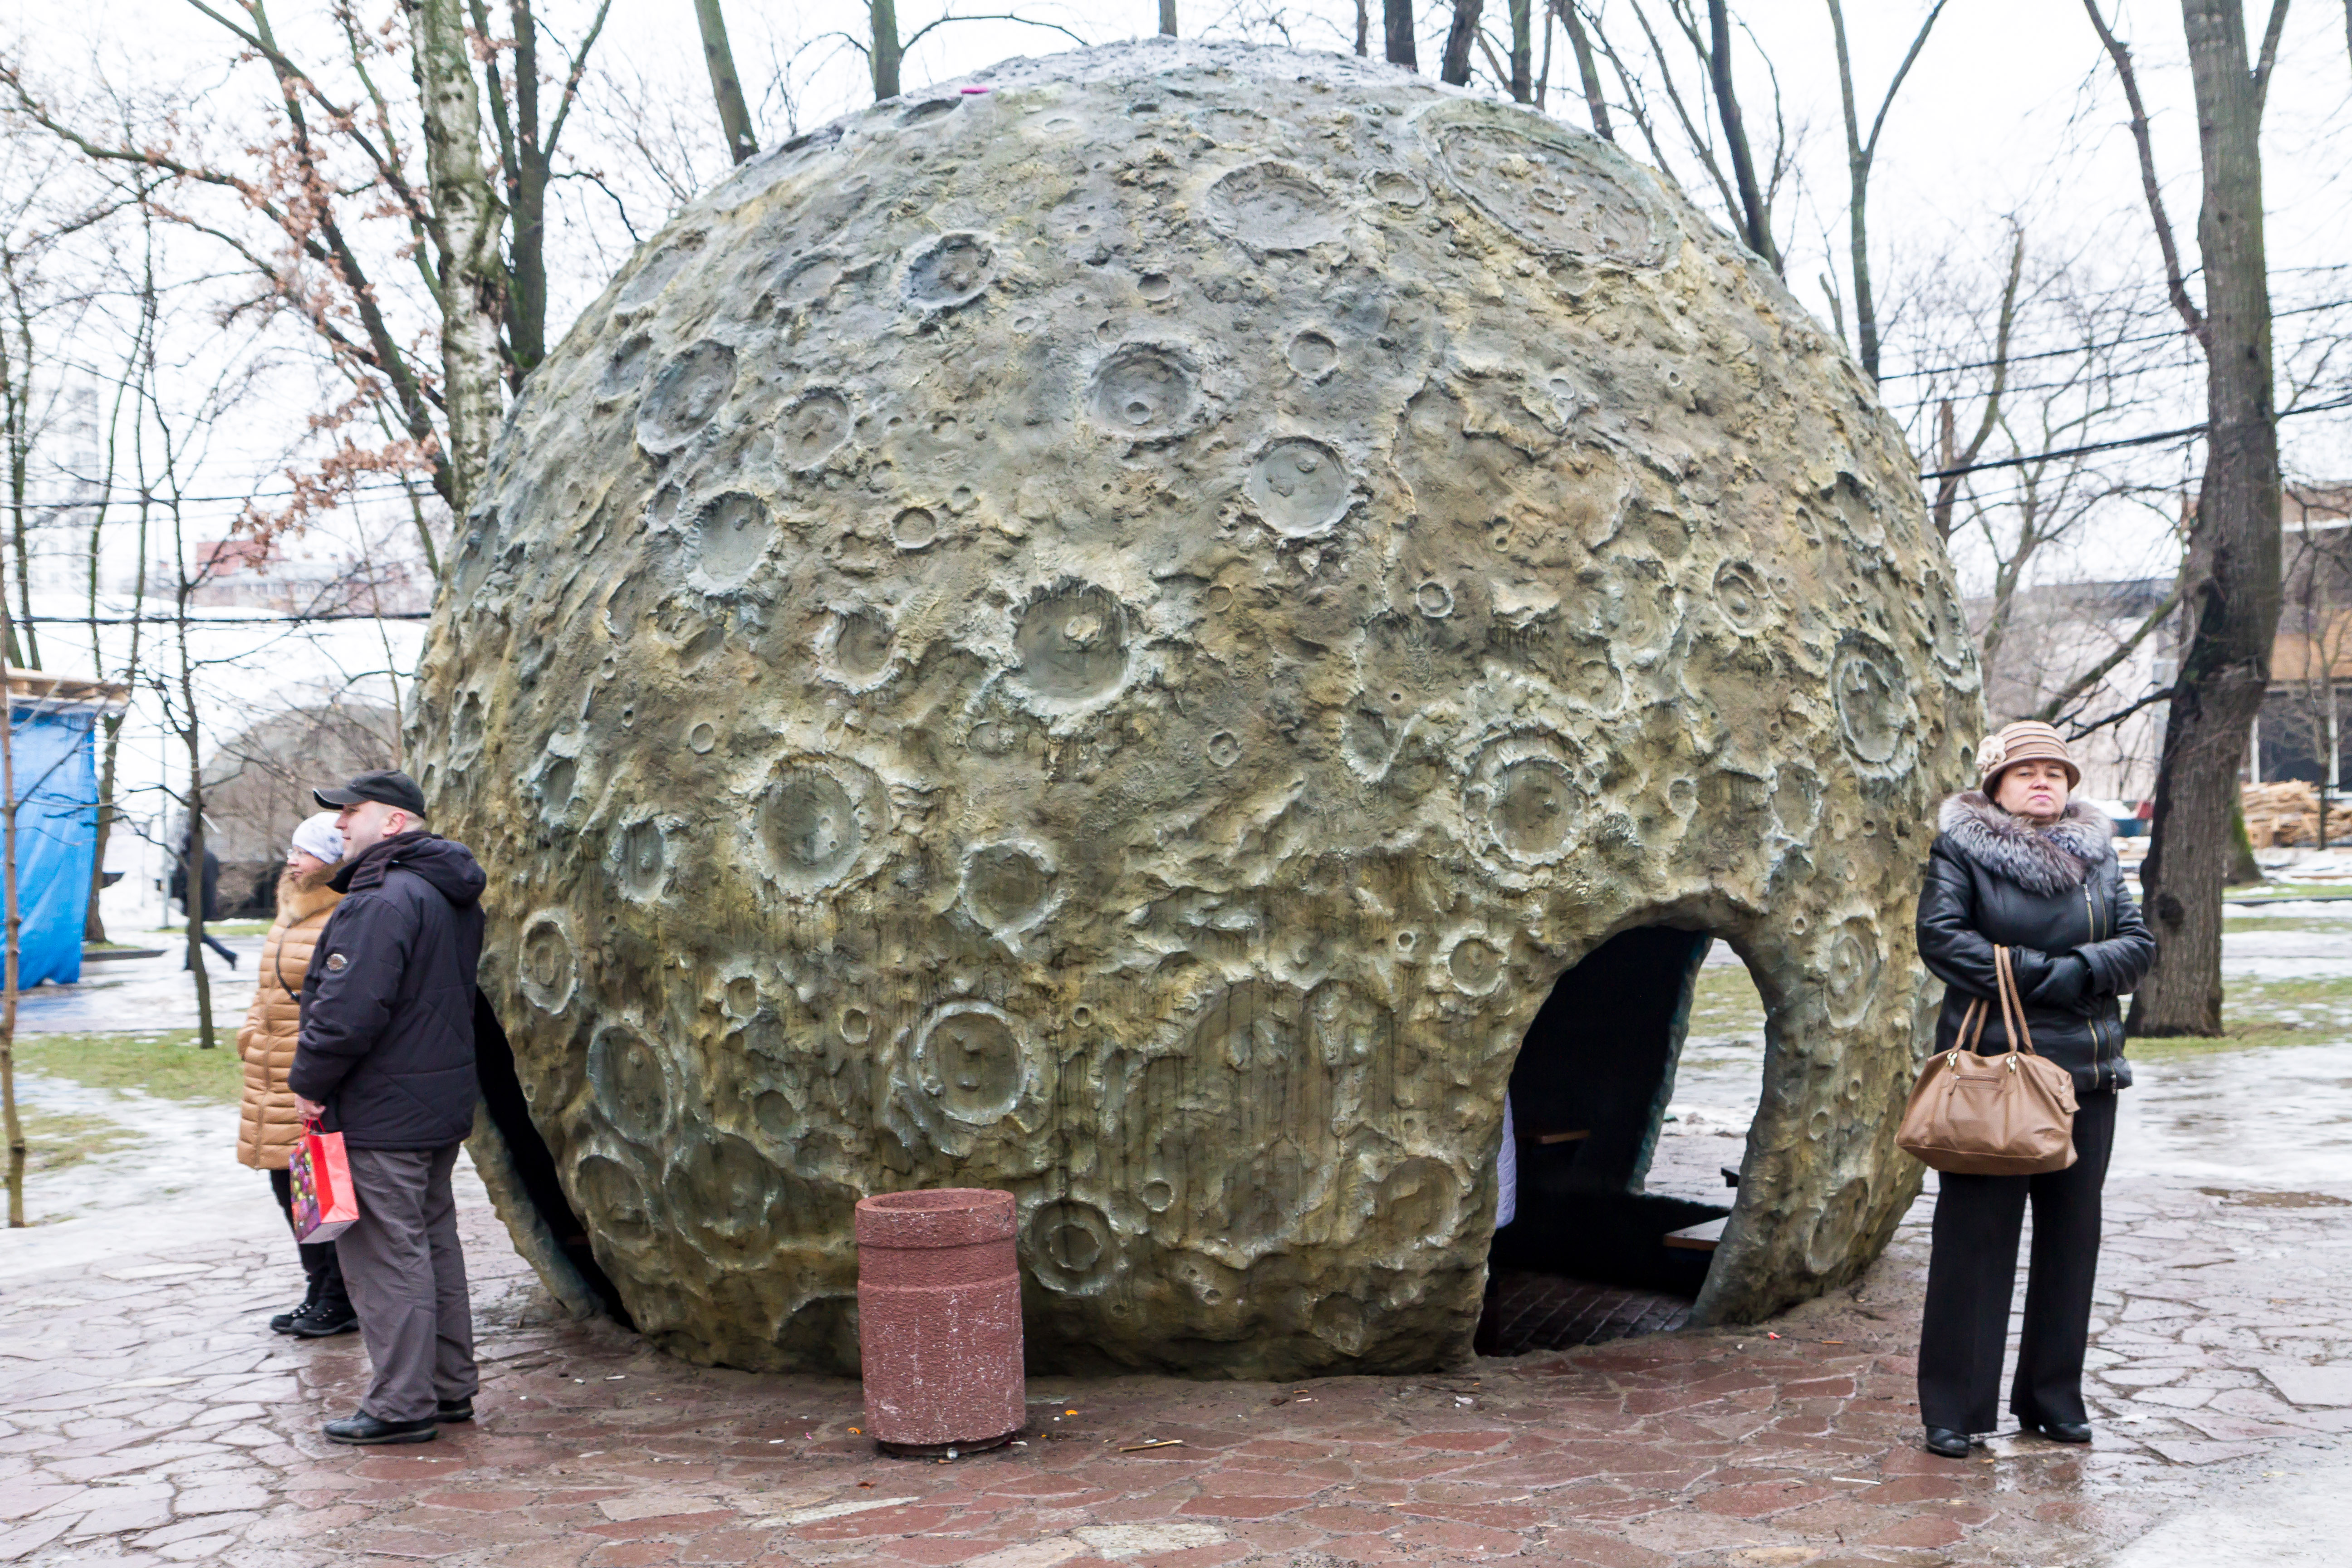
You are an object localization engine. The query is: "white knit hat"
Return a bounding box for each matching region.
[290,812,345,864]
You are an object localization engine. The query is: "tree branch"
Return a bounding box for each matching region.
[2080,0,2208,347]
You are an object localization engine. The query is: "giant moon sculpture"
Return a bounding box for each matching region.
[415,40,1980,1377]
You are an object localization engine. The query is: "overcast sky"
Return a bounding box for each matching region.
[11,0,2352,597]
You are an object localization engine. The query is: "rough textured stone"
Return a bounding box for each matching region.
[413,39,1979,1377]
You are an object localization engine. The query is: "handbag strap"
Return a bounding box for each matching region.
[1957,996,1989,1055]
[1992,946,2039,1057]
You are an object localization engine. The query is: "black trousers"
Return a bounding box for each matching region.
[1916,1089,2117,1434]
[268,1167,350,1308]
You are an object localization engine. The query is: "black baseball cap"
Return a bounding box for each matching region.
[314,769,429,818]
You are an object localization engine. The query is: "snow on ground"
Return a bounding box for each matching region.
[16,934,262,1034]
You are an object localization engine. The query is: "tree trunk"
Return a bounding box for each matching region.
[1,560,20,1223]
[409,0,506,521]
[871,0,902,101]
[2129,0,2283,1036]
[1441,0,1483,85]
[1509,0,1533,101]
[694,0,760,163]
[506,0,550,378]
[1161,0,1178,37]
[1386,0,1418,69]
[1707,0,1779,272]
[1556,1,1613,140]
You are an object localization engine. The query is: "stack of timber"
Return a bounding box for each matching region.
[2241,780,2351,847]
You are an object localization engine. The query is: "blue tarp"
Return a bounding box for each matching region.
[9,702,98,987]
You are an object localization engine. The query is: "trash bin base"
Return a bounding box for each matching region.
[876,1430,1016,1460]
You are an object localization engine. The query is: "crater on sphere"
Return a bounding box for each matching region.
[637,341,738,454]
[779,390,852,470]
[760,765,863,887]
[617,818,666,897]
[963,843,1054,932]
[772,254,844,310]
[912,1004,1027,1125]
[1427,114,1669,266]
[617,234,704,309]
[905,232,995,309]
[1206,162,1341,250]
[693,492,774,588]
[831,609,894,681]
[1245,439,1350,536]
[589,1024,669,1141]
[1087,344,1196,436]
[596,334,655,402]
[1013,583,1130,701]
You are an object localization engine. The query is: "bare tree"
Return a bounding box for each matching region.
[1162,1,1180,37]
[1443,0,1484,85]
[1825,0,1949,381]
[0,558,20,1224]
[871,1,903,100]
[2084,0,2289,1037]
[694,0,760,163]
[1555,2,1614,139]
[1387,0,1419,68]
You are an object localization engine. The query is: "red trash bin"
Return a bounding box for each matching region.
[855,1188,1025,1456]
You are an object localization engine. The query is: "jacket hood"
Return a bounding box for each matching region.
[1937,790,2114,895]
[333,831,487,907]
[276,862,343,923]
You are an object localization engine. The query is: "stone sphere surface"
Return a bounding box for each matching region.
[417,40,1977,1376]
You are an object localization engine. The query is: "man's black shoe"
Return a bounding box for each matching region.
[435,1397,474,1423]
[323,1413,436,1446]
[2021,1417,2092,1443]
[287,1299,360,1338]
[1923,1426,1973,1458]
[269,1300,310,1334]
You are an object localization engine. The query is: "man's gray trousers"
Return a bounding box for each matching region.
[335,1143,478,1422]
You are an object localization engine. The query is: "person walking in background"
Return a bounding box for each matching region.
[237,812,354,1338]
[1912,721,2156,1459]
[169,826,239,970]
[288,770,487,1446]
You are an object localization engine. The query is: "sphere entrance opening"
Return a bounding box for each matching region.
[471,996,634,1326]
[1480,925,1750,1353]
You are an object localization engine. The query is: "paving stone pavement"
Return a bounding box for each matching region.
[6,1165,2352,1568]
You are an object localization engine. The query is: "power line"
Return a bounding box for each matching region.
[1917,390,2352,482]
[1879,296,2352,383]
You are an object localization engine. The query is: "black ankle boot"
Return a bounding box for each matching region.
[289,1290,359,1338]
[270,1273,325,1334]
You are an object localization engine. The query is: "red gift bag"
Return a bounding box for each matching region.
[289,1121,359,1243]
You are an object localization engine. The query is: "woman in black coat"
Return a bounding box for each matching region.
[1912,720,2155,1458]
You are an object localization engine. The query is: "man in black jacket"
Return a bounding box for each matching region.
[289,769,487,1446]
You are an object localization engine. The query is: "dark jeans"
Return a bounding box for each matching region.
[1917,1090,2118,1434]
[268,1166,350,1308]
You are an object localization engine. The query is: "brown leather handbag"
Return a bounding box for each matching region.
[1898,946,2079,1176]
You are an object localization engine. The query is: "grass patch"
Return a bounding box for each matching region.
[149,921,270,938]
[14,1106,144,1176]
[2131,1024,2324,1061]
[12,1030,242,1104]
[1689,962,1767,1039]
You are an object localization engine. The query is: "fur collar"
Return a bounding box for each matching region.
[277,862,344,924]
[1937,790,2113,895]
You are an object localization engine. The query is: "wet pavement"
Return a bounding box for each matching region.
[5,919,2352,1565]
[4,1153,2350,1567]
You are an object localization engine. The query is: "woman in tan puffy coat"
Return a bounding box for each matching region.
[236,813,355,1336]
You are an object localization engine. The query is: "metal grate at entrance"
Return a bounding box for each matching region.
[1477,1270,1692,1354]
